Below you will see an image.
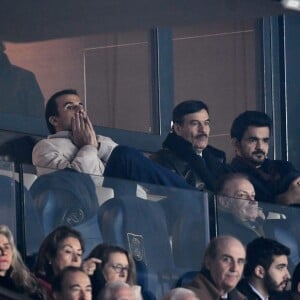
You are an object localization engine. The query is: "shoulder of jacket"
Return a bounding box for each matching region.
[205,145,226,157]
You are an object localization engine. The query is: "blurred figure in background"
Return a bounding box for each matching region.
[0,41,44,117]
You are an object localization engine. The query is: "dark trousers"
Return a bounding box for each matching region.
[103,145,194,190]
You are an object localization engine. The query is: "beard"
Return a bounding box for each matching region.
[264,272,289,293]
[248,150,267,166]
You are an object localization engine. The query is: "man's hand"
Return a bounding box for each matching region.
[276,177,300,205]
[71,112,98,148]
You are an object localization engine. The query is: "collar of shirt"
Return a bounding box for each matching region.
[248,283,269,300]
[48,130,70,139]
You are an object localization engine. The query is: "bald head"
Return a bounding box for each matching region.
[203,236,246,295]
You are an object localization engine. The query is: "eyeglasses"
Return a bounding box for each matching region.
[110,264,130,274]
[63,103,84,111]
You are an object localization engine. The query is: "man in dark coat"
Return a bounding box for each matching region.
[151,100,229,192]
[185,235,247,300]
[237,237,291,300]
[230,110,300,205]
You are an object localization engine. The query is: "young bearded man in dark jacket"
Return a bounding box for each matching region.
[230,110,300,205]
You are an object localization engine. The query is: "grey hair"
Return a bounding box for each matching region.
[99,281,137,300]
[163,288,198,300]
[0,225,45,298]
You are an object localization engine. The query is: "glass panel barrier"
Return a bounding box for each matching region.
[216,193,300,273]
[17,164,300,298]
[22,166,213,299]
[0,160,17,241]
[3,31,155,134]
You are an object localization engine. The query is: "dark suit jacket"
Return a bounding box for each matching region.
[151,132,230,192]
[237,279,262,300]
[237,279,298,300]
[230,156,300,203]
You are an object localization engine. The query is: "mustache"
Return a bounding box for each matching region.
[195,133,208,139]
[253,150,265,156]
[280,279,291,289]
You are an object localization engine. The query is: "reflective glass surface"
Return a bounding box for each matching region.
[6,163,300,298]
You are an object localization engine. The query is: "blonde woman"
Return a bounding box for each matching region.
[0,224,46,299]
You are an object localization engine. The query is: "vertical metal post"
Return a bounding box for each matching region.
[149,27,174,136]
[16,163,26,260]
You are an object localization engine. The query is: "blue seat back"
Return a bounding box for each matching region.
[159,191,211,270]
[98,195,174,298]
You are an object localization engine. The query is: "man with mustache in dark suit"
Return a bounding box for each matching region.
[151,100,230,192]
[230,110,300,205]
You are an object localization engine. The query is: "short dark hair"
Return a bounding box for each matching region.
[45,89,79,134]
[244,237,290,278]
[216,173,250,195]
[230,111,272,141]
[172,100,209,125]
[52,266,86,293]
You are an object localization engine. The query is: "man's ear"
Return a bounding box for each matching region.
[173,123,182,136]
[254,265,265,279]
[203,256,211,271]
[232,138,241,154]
[297,282,300,293]
[232,138,239,149]
[49,116,57,126]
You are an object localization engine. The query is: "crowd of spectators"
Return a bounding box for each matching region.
[1,91,300,299]
[2,224,300,300]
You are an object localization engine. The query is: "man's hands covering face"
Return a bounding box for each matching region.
[71,112,98,149]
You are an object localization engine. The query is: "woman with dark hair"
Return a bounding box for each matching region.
[0,224,46,299]
[86,244,139,299]
[34,225,99,299]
